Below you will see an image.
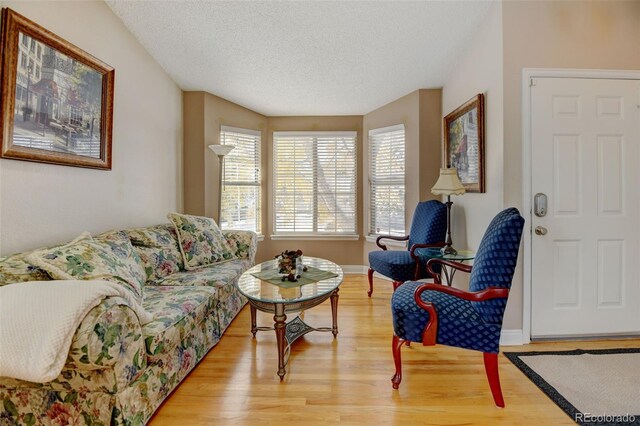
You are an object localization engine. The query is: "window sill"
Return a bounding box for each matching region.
[270,234,360,241]
[365,235,407,248]
[256,234,265,242]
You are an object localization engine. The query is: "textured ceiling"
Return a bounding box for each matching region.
[107,1,493,116]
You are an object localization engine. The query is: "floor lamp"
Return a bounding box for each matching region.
[431,168,465,255]
[208,144,235,224]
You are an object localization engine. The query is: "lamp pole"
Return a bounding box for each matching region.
[208,144,235,224]
[442,194,456,255]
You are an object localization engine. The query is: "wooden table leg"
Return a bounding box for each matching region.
[274,304,287,380]
[250,305,257,337]
[330,288,339,337]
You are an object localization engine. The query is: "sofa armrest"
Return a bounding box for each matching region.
[66,297,146,386]
[224,230,258,264]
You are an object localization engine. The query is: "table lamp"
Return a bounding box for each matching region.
[431,168,465,255]
[208,144,235,224]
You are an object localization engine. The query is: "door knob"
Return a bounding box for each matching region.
[534,226,548,236]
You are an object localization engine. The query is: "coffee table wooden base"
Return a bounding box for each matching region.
[248,288,339,380]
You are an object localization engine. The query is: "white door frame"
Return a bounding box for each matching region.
[521,68,640,343]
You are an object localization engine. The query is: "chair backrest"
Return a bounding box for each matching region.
[407,200,447,249]
[468,208,525,324]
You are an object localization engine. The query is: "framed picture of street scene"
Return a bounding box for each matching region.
[0,8,114,170]
[444,93,485,193]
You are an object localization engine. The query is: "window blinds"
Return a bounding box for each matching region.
[220,126,261,233]
[273,131,357,235]
[369,124,405,236]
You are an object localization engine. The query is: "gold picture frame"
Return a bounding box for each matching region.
[444,94,485,193]
[0,8,114,170]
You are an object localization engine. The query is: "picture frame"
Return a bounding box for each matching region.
[0,8,114,170]
[444,93,485,193]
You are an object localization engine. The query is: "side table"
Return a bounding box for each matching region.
[415,247,475,285]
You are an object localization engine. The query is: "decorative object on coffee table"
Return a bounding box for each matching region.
[275,249,307,282]
[0,8,114,170]
[431,168,465,255]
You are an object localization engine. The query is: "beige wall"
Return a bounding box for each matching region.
[362,89,441,264]
[0,1,183,255]
[501,0,640,329]
[262,116,364,264]
[441,2,504,297]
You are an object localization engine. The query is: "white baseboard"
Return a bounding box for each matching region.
[500,329,524,346]
[340,265,393,281]
[340,265,368,274]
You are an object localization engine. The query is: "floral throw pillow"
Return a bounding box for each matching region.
[167,213,236,270]
[26,231,146,303]
[0,254,51,286]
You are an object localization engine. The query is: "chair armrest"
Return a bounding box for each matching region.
[408,242,445,280]
[426,258,473,284]
[412,284,509,346]
[375,234,409,250]
[408,242,446,257]
[66,298,146,378]
[224,230,258,263]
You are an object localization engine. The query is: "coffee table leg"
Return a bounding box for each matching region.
[330,288,339,337]
[250,305,257,337]
[274,304,287,380]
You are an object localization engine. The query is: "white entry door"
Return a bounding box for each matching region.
[531,77,640,338]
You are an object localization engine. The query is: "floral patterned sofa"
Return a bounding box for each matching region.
[0,223,257,425]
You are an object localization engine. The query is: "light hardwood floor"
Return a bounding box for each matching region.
[149,275,640,425]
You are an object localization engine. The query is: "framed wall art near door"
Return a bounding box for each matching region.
[444,94,484,193]
[0,8,114,170]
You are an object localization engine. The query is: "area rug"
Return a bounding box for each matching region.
[504,348,640,425]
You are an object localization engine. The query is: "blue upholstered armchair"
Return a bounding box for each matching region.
[390,208,524,407]
[367,200,447,297]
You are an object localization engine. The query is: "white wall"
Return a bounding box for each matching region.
[440,4,504,290]
[0,1,183,255]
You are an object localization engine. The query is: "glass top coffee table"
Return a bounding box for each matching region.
[236,256,344,380]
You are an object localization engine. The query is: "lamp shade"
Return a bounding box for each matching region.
[431,168,465,196]
[208,144,235,157]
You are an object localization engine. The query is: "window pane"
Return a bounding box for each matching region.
[220,126,261,233]
[220,185,260,232]
[274,132,357,235]
[369,126,405,236]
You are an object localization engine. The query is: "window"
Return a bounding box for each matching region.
[368,124,405,237]
[273,131,357,238]
[35,65,40,80]
[220,126,262,234]
[30,39,35,53]
[20,53,27,69]
[37,45,42,59]
[21,34,28,46]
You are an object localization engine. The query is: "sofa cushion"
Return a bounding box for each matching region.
[167,213,236,270]
[152,258,250,290]
[141,286,217,357]
[0,253,50,285]
[26,232,146,302]
[126,224,184,283]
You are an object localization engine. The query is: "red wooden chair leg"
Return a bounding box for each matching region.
[483,352,505,408]
[367,268,374,297]
[391,334,405,389]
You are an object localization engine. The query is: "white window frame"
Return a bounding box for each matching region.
[272,131,359,240]
[220,125,262,237]
[366,124,406,244]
